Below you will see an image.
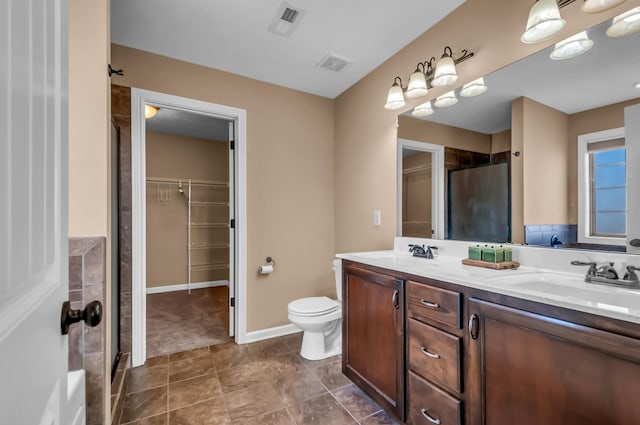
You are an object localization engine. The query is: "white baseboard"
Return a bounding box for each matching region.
[146,280,229,295]
[243,323,302,344]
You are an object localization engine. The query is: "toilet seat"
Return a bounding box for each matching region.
[288,296,339,317]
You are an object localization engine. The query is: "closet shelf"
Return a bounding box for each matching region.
[189,223,229,228]
[189,201,229,207]
[189,243,229,250]
[146,176,228,188]
[190,263,229,271]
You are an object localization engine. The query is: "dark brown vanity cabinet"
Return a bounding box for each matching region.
[406,280,463,425]
[466,298,640,425]
[342,263,405,421]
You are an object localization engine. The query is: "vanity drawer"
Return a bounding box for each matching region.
[407,280,462,329]
[408,371,462,425]
[408,318,462,393]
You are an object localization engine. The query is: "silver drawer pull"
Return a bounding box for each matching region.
[421,408,441,424]
[420,299,440,309]
[420,346,440,359]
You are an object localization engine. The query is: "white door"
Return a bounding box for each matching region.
[228,121,235,337]
[625,104,640,254]
[0,1,70,424]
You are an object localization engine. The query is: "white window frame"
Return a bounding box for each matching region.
[577,127,626,246]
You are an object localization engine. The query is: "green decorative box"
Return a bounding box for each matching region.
[468,245,482,261]
[502,246,513,262]
[481,246,504,263]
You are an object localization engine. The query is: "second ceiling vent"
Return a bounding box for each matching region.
[268,3,304,37]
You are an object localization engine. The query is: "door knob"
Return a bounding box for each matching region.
[60,300,102,335]
[630,239,640,248]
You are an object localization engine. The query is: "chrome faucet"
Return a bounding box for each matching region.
[571,261,640,288]
[409,244,438,259]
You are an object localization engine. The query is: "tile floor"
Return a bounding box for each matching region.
[146,287,231,358]
[120,333,400,425]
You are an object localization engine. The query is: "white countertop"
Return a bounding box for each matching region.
[337,238,640,325]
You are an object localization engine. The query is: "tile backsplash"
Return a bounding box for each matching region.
[524,224,577,247]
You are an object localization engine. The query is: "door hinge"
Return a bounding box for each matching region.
[230,219,235,229]
[230,297,235,307]
[230,140,235,150]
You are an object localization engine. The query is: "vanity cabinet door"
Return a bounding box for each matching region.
[466,298,640,425]
[343,264,405,421]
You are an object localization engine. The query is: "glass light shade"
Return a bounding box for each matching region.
[412,101,434,117]
[550,31,594,60]
[581,0,626,13]
[434,91,458,108]
[384,84,406,110]
[145,105,158,119]
[607,7,640,37]
[460,78,488,97]
[432,55,458,87]
[521,0,566,44]
[406,70,429,98]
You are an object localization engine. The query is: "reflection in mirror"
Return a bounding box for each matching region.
[397,15,640,252]
[402,150,432,238]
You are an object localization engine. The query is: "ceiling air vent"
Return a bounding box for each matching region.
[268,3,305,37]
[317,54,349,73]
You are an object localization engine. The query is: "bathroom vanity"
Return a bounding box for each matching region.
[339,238,640,425]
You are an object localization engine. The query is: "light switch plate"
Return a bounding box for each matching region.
[373,210,381,226]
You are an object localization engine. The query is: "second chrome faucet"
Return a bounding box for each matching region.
[571,260,640,288]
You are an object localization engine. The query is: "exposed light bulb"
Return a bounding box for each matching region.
[550,31,594,60]
[521,0,566,44]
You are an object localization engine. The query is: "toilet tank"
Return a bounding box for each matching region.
[333,259,343,301]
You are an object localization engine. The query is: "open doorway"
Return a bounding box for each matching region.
[129,89,247,367]
[144,108,232,357]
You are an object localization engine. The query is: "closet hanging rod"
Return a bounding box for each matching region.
[146,176,228,187]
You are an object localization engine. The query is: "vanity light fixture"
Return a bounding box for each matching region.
[521,0,566,44]
[412,101,434,117]
[550,31,594,60]
[460,77,488,97]
[434,91,458,108]
[635,81,640,88]
[581,0,626,13]
[606,6,640,37]
[384,77,406,110]
[145,105,158,119]
[406,61,431,98]
[432,47,459,87]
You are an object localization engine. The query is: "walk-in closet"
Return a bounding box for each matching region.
[144,107,233,358]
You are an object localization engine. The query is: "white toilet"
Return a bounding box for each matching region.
[288,259,343,360]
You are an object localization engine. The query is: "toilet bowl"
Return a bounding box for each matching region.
[288,259,343,360]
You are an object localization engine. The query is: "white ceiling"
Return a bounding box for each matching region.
[111,0,465,99]
[405,19,640,134]
[146,108,230,141]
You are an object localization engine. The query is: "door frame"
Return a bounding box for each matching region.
[130,88,248,366]
[396,139,445,239]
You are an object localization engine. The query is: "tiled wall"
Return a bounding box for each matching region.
[524,224,577,247]
[68,237,106,425]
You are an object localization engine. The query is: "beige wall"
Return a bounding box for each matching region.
[111,45,335,331]
[511,98,525,244]
[491,130,512,154]
[567,98,640,223]
[521,98,570,227]
[68,1,111,424]
[145,131,229,288]
[398,115,491,153]
[334,0,638,253]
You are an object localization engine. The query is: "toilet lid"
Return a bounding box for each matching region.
[288,296,339,316]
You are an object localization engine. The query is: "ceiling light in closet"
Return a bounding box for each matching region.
[550,31,594,60]
[606,6,640,37]
[145,105,158,119]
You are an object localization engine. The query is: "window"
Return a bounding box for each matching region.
[578,128,626,245]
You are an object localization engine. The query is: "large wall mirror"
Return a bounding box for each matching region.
[397,16,640,253]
